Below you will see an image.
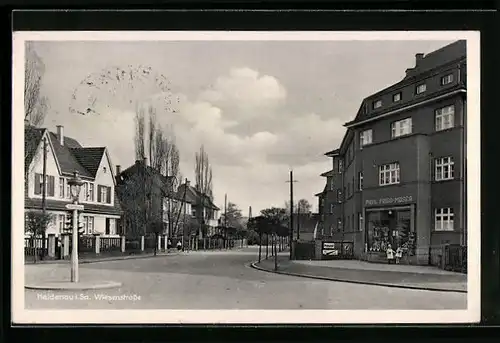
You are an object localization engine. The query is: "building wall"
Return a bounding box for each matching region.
[317,45,466,264]
[93,151,116,207]
[27,133,60,199]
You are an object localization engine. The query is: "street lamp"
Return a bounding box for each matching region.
[67,171,84,283]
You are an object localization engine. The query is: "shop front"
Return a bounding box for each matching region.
[362,194,421,264]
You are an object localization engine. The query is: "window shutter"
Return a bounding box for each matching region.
[107,186,111,203]
[34,173,41,195]
[97,185,102,202]
[48,176,55,196]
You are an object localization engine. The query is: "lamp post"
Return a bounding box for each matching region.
[67,171,84,283]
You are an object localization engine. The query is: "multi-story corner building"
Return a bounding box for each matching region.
[316,40,467,265]
[25,124,123,237]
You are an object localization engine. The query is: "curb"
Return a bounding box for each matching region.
[250,262,467,294]
[25,280,122,290]
[25,252,180,265]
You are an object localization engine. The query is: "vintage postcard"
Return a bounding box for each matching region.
[12,31,480,324]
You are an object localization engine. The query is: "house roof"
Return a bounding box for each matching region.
[314,185,326,197]
[70,147,106,177]
[320,170,335,177]
[24,126,44,171]
[324,149,339,157]
[47,131,92,178]
[176,184,220,210]
[25,124,111,179]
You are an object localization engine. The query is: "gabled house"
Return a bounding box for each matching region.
[115,159,192,238]
[24,124,123,237]
[176,183,220,238]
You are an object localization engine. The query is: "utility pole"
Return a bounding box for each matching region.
[297,202,300,241]
[286,170,298,260]
[224,193,228,249]
[41,137,48,255]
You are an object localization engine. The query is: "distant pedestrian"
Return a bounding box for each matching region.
[176,241,182,251]
[167,239,172,249]
[395,246,403,264]
[386,244,395,264]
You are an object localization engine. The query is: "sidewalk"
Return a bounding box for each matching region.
[25,246,250,265]
[253,256,467,293]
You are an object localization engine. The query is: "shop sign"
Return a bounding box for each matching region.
[322,242,339,256]
[365,195,413,207]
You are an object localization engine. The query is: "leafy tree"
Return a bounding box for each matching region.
[25,210,53,263]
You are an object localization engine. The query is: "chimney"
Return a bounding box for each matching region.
[116,165,121,176]
[415,53,424,65]
[56,125,64,146]
[24,118,30,126]
[135,159,141,165]
[143,157,148,166]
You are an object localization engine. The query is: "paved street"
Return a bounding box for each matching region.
[25,246,466,309]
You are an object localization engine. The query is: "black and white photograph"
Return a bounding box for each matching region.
[12,31,480,324]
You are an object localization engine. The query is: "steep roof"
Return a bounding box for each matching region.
[47,131,92,177]
[70,147,106,177]
[347,40,466,127]
[24,126,44,171]
[320,170,335,177]
[25,124,115,180]
[176,183,220,210]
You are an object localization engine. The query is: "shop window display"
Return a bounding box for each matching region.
[366,209,415,256]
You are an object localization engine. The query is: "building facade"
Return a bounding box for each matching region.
[316,40,467,265]
[176,183,220,238]
[25,124,123,237]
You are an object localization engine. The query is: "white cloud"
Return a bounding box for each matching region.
[199,67,287,115]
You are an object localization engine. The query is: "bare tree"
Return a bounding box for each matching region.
[24,42,49,127]
[194,145,214,238]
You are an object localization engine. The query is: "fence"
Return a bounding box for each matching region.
[444,244,467,273]
[24,237,48,258]
[24,233,243,261]
[100,237,121,253]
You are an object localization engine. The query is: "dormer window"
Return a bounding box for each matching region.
[373,100,382,109]
[416,83,427,94]
[103,167,107,173]
[441,74,454,85]
[393,92,402,102]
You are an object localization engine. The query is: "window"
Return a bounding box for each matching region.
[379,162,400,186]
[330,178,334,191]
[393,92,402,102]
[391,118,412,138]
[59,178,65,198]
[66,181,71,199]
[33,174,54,197]
[441,74,453,85]
[360,129,372,147]
[435,105,455,131]
[58,214,65,233]
[416,83,426,94]
[83,182,89,201]
[358,172,363,191]
[373,100,382,109]
[87,216,94,234]
[100,186,107,203]
[435,157,455,181]
[192,208,197,217]
[337,189,342,203]
[88,183,94,201]
[358,213,364,231]
[338,160,343,173]
[82,215,89,234]
[330,204,334,214]
[435,208,454,231]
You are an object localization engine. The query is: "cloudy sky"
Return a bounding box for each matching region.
[30,38,454,214]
